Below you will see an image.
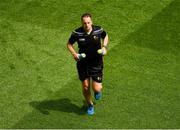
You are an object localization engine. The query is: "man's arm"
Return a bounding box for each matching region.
[67,42,79,61]
[101,34,109,55]
[103,34,109,48]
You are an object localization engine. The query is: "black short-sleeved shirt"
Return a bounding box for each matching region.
[68,25,107,63]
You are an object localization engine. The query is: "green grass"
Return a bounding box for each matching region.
[0,0,179,128]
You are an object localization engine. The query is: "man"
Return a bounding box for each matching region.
[67,13,108,115]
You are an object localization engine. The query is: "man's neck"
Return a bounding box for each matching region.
[86,28,92,35]
[82,26,93,35]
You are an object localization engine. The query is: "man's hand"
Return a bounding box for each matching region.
[97,47,107,56]
[67,42,79,61]
[102,47,107,55]
[97,34,108,56]
[72,53,79,61]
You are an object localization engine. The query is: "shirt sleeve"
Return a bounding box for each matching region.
[101,30,107,39]
[68,32,77,44]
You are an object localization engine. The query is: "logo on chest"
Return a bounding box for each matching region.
[93,35,99,40]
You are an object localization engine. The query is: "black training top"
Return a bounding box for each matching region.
[68,25,107,61]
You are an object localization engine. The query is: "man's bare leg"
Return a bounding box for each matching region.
[92,80,102,100]
[82,78,93,105]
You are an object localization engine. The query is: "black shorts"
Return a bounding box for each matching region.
[77,60,103,83]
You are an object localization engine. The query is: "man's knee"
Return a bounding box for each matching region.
[92,81,102,92]
[82,79,90,91]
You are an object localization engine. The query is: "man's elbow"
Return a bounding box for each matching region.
[67,42,71,46]
[105,35,109,41]
[67,42,73,49]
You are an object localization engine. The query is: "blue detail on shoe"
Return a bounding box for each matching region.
[87,104,94,115]
[94,92,101,100]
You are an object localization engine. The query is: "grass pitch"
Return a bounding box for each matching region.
[0,0,179,128]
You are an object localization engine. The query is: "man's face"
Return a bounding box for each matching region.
[82,16,92,32]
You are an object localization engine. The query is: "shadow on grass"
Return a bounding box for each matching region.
[29,98,86,115]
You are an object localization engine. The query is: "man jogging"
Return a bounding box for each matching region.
[67,13,109,115]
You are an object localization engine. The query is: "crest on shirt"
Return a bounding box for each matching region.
[93,35,99,40]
